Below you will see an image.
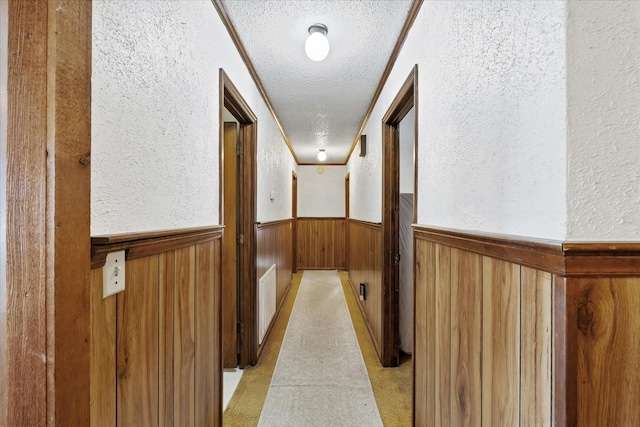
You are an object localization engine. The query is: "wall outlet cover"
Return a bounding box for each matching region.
[103,250,126,298]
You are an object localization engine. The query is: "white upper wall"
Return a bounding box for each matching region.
[566,1,640,241]
[349,1,567,239]
[297,166,346,218]
[92,0,296,235]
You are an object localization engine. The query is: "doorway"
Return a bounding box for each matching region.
[345,173,350,271]
[220,70,257,369]
[381,66,418,367]
[292,171,298,273]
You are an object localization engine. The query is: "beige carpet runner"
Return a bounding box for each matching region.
[258,270,383,426]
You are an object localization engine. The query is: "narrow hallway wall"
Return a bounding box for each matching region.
[348,2,567,240]
[92,0,296,236]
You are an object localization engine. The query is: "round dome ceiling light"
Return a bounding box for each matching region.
[305,23,330,62]
[317,149,327,162]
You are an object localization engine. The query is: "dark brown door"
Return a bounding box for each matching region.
[292,171,298,272]
[222,122,239,368]
[345,173,350,270]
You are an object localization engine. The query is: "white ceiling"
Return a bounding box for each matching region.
[221,0,414,164]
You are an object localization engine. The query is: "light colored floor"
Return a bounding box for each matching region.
[257,270,383,426]
[223,367,244,410]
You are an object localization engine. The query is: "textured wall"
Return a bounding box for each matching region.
[349,1,567,239]
[566,1,640,240]
[92,0,295,235]
[297,165,346,218]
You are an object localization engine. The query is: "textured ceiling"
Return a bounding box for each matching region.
[221,0,413,164]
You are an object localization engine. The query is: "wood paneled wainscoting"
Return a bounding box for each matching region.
[347,220,383,358]
[256,219,294,357]
[90,227,223,426]
[296,217,346,270]
[413,226,640,426]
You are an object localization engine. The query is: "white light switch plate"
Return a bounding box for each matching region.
[103,250,126,298]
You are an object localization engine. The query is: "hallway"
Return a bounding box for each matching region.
[224,271,412,427]
[3,1,640,425]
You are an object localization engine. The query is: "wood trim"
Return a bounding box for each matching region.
[414,225,565,275]
[91,227,223,269]
[382,67,418,124]
[345,0,424,163]
[563,242,640,277]
[3,2,93,425]
[255,218,294,230]
[347,218,382,230]
[296,216,346,220]
[219,69,258,367]
[380,66,418,367]
[297,162,346,166]
[414,225,640,277]
[210,1,298,164]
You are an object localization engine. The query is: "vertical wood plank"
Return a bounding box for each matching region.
[347,221,383,356]
[174,246,195,427]
[521,267,552,427]
[482,257,520,426]
[413,239,432,426]
[195,241,217,425]
[450,248,482,427]
[48,0,93,423]
[212,240,223,426]
[90,269,116,427]
[116,256,159,426]
[575,277,640,425]
[435,244,451,426]
[552,275,574,426]
[159,251,175,427]
[4,2,48,424]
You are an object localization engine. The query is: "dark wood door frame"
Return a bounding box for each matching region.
[345,173,350,271]
[219,69,258,367]
[381,66,418,367]
[292,170,298,273]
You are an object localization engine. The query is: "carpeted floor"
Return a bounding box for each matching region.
[223,270,412,426]
[258,270,382,426]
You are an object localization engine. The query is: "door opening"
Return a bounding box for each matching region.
[220,69,258,369]
[292,171,298,273]
[381,66,418,367]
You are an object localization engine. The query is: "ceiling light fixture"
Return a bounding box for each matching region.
[305,23,330,62]
[317,149,327,161]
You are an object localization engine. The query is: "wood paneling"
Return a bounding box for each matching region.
[414,226,565,275]
[117,256,160,426]
[297,218,346,269]
[414,226,640,427]
[435,244,451,427]
[256,219,294,356]
[159,251,175,427]
[450,248,482,427]
[482,257,520,426]
[413,239,431,426]
[90,229,223,426]
[521,267,552,427]
[195,242,221,425]
[90,269,116,427]
[174,246,196,427]
[348,220,383,356]
[574,277,640,426]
